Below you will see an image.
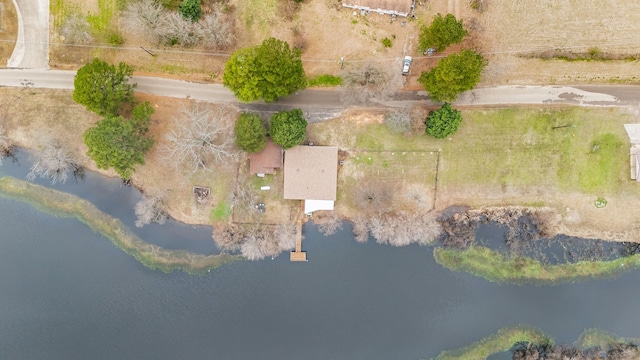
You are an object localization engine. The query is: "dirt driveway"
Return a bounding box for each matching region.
[7,0,49,68]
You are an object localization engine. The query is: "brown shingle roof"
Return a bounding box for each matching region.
[249,138,283,174]
[284,146,338,201]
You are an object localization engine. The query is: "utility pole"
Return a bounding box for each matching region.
[340,57,345,70]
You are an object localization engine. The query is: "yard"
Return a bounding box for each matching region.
[309,106,640,241]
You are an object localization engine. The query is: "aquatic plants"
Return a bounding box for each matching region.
[0,176,241,274]
[434,245,640,285]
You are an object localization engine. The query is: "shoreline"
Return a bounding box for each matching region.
[0,176,242,274]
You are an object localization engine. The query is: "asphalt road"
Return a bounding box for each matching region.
[7,0,49,68]
[1,69,638,122]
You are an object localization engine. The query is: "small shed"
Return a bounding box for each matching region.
[283,145,339,214]
[624,124,640,182]
[249,138,283,176]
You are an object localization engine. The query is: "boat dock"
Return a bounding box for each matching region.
[290,219,307,262]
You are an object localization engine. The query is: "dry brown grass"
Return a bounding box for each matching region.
[0,0,18,64]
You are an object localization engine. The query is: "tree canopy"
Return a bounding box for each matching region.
[223,38,306,103]
[235,113,266,153]
[418,50,487,102]
[73,58,136,116]
[83,102,155,179]
[418,13,467,52]
[425,103,462,138]
[179,0,201,22]
[269,109,307,149]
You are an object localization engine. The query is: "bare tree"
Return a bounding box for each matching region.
[156,12,200,46]
[314,211,343,236]
[230,176,259,214]
[239,223,296,260]
[165,103,237,173]
[59,14,93,44]
[384,106,413,134]
[0,124,13,166]
[120,0,166,42]
[352,214,369,243]
[355,182,393,211]
[197,12,234,50]
[340,63,402,105]
[26,139,81,184]
[134,193,167,227]
[367,211,442,247]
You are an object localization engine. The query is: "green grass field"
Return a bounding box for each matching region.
[311,107,636,196]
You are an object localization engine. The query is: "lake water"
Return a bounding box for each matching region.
[1,151,639,359]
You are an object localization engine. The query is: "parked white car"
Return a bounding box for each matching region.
[402,56,412,75]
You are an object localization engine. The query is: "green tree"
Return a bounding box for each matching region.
[223,38,306,103]
[418,50,486,102]
[425,103,462,138]
[235,113,267,153]
[73,58,136,116]
[269,109,307,149]
[83,102,155,179]
[179,0,201,21]
[418,13,467,52]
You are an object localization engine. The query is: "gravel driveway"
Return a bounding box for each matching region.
[7,0,49,68]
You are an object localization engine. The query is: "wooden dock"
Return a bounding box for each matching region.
[290,219,307,262]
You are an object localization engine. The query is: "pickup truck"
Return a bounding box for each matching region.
[402,56,412,75]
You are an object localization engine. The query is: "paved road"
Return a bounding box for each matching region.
[1,69,638,122]
[7,0,49,68]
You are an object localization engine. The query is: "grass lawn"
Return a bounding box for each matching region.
[311,107,637,207]
[438,107,633,195]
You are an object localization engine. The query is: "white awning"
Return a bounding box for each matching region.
[304,199,334,214]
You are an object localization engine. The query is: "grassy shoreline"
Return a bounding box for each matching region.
[0,176,242,274]
[432,325,551,360]
[434,245,640,285]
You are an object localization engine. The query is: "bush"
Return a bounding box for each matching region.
[425,103,463,138]
[179,0,202,22]
[381,37,392,48]
[418,13,467,52]
[235,113,267,153]
[307,74,342,87]
[223,38,306,102]
[73,58,135,116]
[83,102,155,179]
[107,31,124,46]
[418,50,487,102]
[269,109,307,149]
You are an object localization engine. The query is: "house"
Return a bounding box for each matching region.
[342,0,413,17]
[283,145,339,215]
[249,138,283,176]
[624,124,640,182]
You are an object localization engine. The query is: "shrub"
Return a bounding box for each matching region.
[307,74,342,87]
[269,109,307,149]
[179,0,202,22]
[381,37,392,48]
[425,103,463,138]
[418,13,467,52]
[235,113,267,153]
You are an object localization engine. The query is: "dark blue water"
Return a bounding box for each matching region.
[1,150,640,360]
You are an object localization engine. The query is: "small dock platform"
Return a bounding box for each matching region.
[290,220,307,262]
